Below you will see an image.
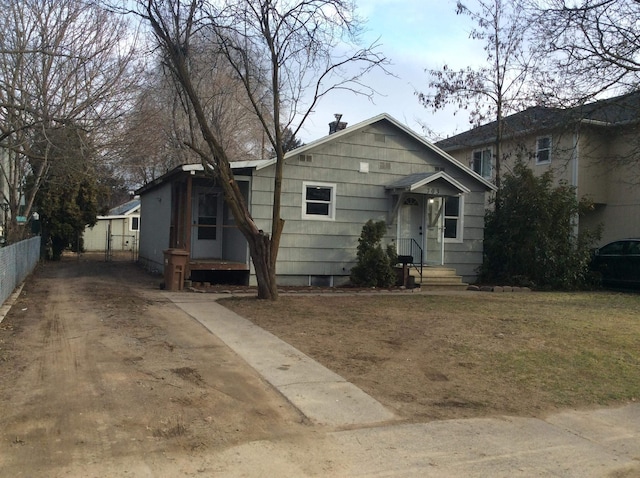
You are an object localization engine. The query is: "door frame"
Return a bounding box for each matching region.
[190,187,223,259]
[396,193,445,265]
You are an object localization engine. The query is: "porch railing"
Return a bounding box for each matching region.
[395,237,423,282]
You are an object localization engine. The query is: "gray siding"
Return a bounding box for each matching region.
[249,121,489,285]
[138,183,172,273]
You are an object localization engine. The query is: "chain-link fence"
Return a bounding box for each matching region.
[0,237,40,307]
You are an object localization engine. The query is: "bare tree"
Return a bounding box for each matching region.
[530,0,640,103]
[418,0,541,194]
[132,0,387,300]
[0,0,140,243]
[526,0,640,182]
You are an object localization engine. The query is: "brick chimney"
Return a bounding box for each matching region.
[329,114,347,134]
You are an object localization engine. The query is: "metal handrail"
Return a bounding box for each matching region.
[395,237,423,280]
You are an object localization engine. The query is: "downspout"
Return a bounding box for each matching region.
[185,174,193,254]
[571,127,580,237]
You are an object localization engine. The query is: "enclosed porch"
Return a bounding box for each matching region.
[167,167,251,285]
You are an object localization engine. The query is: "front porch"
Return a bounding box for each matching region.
[188,259,250,285]
[387,171,471,289]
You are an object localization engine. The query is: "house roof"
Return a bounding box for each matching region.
[385,171,470,194]
[108,198,140,216]
[436,90,640,152]
[98,198,140,219]
[136,113,497,195]
[258,113,495,190]
[135,161,268,195]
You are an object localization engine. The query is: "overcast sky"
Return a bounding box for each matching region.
[297,0,484,144]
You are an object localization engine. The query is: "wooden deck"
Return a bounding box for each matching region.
[188,259,249,271]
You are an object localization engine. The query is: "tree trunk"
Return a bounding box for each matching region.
[247,231,279,300]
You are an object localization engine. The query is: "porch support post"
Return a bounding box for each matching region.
[387,192,406,225]
[185,175,193,255]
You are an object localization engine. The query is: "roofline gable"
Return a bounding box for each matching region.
[136,114,497,194]
[257,114,495,190]
[385,171,471,194]
[411,171,471,194]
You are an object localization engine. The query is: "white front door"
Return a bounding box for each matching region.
[191,189,222,259]
[397,194,445,265]
[398,195,424,261]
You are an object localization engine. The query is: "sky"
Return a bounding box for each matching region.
[297,0,485,144]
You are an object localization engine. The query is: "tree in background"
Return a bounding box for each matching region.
[529,0,640,183]
[0,0,139,244]
[29,125,101,260]
[480,160,600,289]
[133,0,387,300]
[419,0,542,195]
[350,220,398,288]
[531,0,640,102]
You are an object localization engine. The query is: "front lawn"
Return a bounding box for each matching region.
[221,291,640,421]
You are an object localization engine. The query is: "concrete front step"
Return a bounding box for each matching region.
[409,267,460,278]
[418,282,469,290]
[408,267,468,289]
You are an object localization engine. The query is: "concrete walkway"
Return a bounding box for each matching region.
[165,292,640,477]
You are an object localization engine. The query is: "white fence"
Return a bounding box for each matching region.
[0,237,40,307]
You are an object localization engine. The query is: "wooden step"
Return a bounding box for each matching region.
[407,267,468,290]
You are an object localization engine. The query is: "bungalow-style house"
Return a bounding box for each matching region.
[436,91,640,246]
[136,114,495,288]
[83,197,141,258]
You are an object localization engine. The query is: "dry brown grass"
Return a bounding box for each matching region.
[220,290,640,421]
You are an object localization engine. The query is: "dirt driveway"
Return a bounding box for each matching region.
[0,256,321,476]
[3,255,640,477]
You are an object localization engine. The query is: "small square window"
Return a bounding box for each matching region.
[302,182,336,220]
[536,136,551,164]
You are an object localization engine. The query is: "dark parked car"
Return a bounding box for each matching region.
[590,239,640,288]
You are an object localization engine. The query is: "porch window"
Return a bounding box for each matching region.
[302,182,336,220]
[536,136,551,164]
[472,149,492,178]
[197,193,218,239]
[444,196,463,241]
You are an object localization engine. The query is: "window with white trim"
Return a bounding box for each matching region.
[472,148,492,178]
[130,216,140,231]
[444,196,463,241]
[302,182,336,220]
[536,136,551,164]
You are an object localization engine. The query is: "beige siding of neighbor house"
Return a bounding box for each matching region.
[593,128,640,243]
[249,121,488,285]
[445,122,640,246]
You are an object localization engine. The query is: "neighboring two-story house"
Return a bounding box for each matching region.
[435,91,640,246]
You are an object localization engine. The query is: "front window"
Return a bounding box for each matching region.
[536,136,551,164]
[444,196,463,241]
[302,182,336,220]
[472,149,492,178]
[130,216,139,231]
